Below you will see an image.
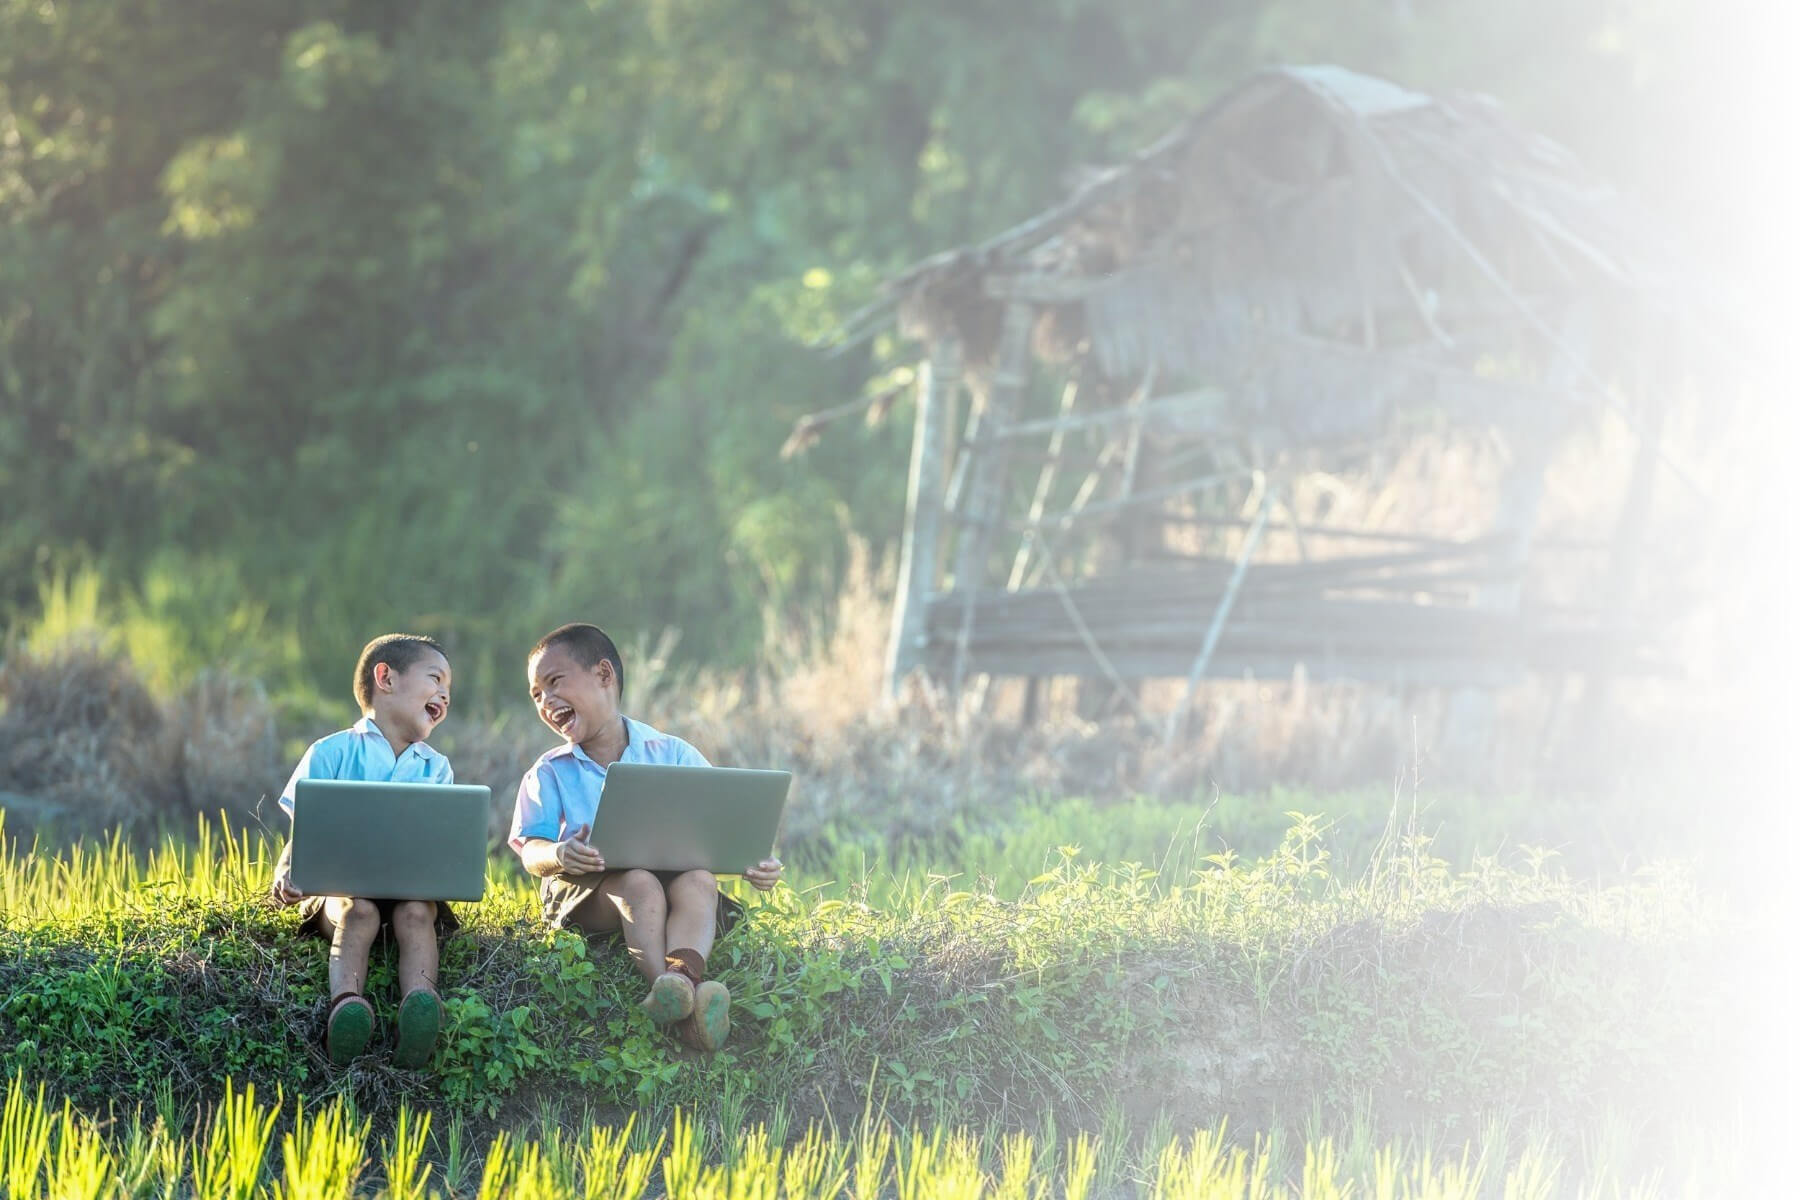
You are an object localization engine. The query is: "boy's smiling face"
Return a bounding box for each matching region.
[370,648,452,745]
[528,643,618,747]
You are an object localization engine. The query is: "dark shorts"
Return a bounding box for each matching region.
[296,896,461,940]
[540,870,744,940]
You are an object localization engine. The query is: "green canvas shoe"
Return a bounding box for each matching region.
[325,994,374,1067]
[393,988,443,1070]
[641,971,695,1025]
[678,981,730,1053]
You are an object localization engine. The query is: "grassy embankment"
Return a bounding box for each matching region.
[0,797,1748,1198]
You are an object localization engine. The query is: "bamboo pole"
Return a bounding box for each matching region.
[949,299,1035,696]
[884,336,961,696]
[1006,466,1259,532]
[977,385,1225,444]
[1081,362,1155,719]
[1164,489,1273,746]
[1008,372,1083,591]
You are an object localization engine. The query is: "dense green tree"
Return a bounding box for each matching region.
[0,0,1738,709]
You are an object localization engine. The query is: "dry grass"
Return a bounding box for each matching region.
[0,639,281,842]
[0,522,1715,850]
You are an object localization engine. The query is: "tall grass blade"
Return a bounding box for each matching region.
[190,1080,277,1200]
[0,1076,54,1200]
[279,1098,369,1200]
[476,1131,516,1200]
[849,1119,892,1200]
[577,1114,660,1200]
[1062,1133,1098,1200]
[779,1122,850,1200]
[382,1106,433,1200]
[47,1099,117,1200]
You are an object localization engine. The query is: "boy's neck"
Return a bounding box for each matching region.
[365,711,413,758]
[579,714,629,767]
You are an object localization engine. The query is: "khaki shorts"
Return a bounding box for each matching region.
[540,870,744,939]
[296,895,461,940]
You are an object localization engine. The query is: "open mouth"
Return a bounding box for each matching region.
[424,701,446,723]
[546,704,576,735]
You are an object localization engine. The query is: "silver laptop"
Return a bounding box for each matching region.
[587,764,790,872]
[290,779,491,901]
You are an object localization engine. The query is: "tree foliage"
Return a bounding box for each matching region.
[0,0,1719,706]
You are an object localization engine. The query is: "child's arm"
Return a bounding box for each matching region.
[510,767,604,877]
[742,857,784,891]
[517,828,604,878]
[270,737,340,904]
[270,841,305,905]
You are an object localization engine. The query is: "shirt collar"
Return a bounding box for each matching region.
[352,714,438,759]
[545,741,592,765]
[546,715,634,769]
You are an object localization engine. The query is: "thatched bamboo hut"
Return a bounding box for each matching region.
[810,65,1695,742]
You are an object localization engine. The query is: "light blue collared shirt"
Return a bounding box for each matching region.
[278,715,455,818]
[508,715,708,849]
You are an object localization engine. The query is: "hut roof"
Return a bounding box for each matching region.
[832,65,1688,445]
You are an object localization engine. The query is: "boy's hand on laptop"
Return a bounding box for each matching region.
[555,825,605,875]
[270,864,305,906]
[743,857,783,891]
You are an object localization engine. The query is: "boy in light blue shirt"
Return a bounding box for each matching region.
[270,633,456,1068]
[510,622,783,1052]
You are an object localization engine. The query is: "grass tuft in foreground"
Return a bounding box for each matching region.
[0,1076,1755,1199]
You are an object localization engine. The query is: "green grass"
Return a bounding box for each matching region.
[785,784,1719,907]
[0,805,1732,1169]
[0,1075,1759,1198]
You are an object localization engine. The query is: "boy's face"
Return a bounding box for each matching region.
[528,644,618,745]
[371,648,452,744]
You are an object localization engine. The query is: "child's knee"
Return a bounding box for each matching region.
[391,900,437,934]
[616,868,662,898]
[338,897,381,932]
[670,869,717,903]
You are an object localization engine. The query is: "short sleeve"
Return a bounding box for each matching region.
[434,756,455,786]
[277,738,341,819]
[509,765,561,851]
[674,737,711,768]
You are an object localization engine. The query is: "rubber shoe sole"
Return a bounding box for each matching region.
[325,997,374,1067]
[689,980,730,1052]
[641,972,695,1025]
[393,989,443,1070]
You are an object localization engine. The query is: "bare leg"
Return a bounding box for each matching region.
[317,897,380,997]
[664,870,719,961]
[387,901,445,1068]
[567,869,667,984]
[664,870,729,1052]
[391,901,440,995]
[315,897,380,1064]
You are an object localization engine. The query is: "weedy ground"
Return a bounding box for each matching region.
[0,803,1761,1198]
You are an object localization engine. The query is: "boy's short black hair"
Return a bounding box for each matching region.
[353,634,448,711]
[530,623,625,701]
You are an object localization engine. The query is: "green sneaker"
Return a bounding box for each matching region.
[325,994,374,1067]
[680,981,730,1053]
[393,988,443,1070]
[641,972,695,1025]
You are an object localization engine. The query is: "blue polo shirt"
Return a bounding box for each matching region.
[508,715,708,849]
[278,715,455,818]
